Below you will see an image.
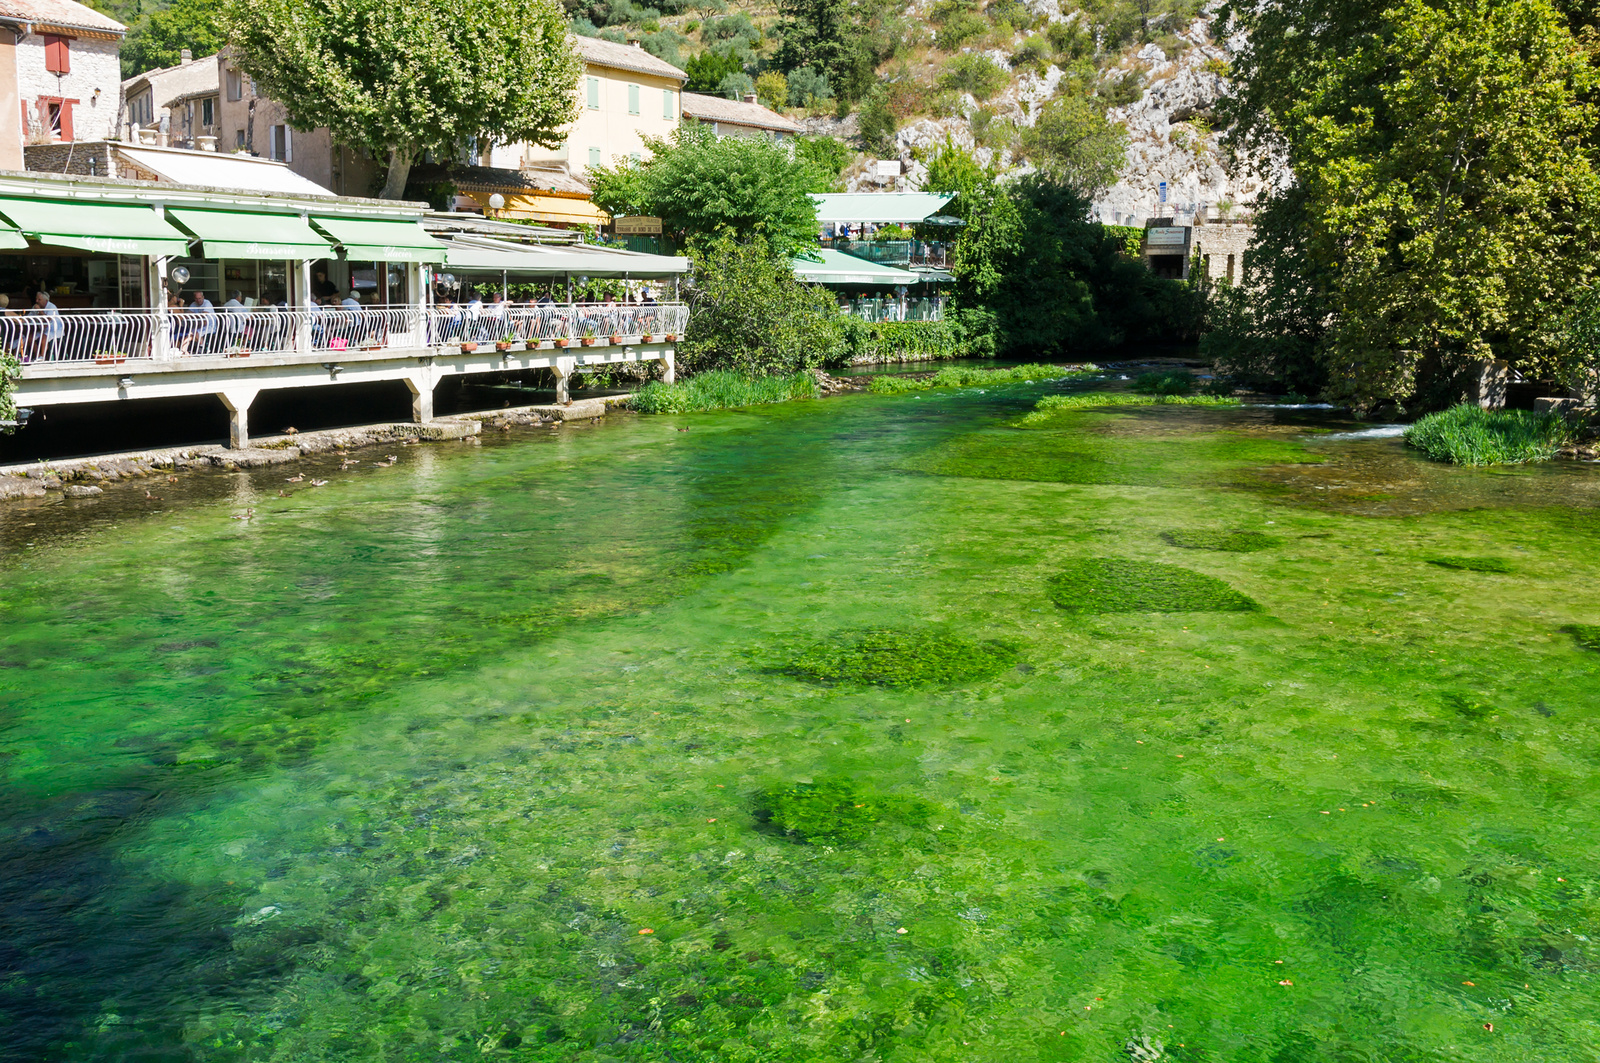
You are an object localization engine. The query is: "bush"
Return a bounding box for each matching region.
[845,319,966,363]
[935,10,989,48]
[787,66,834,106]
[681,235,845,374]
[628,369,820,413]
[858,86,898,154]
[701,10,759,44]
[755,70,787,110]
[717,71,755,99]
[1403,404,1577,466]
[938,54,1009,100]
[683,48,745,92]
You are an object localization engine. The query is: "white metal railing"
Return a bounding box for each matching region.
[12,303,690,365]
[838,297,946,323]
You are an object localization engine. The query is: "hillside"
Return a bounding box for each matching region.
[571,0,1264,221]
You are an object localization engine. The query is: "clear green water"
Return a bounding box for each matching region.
[2,383,1599,1062]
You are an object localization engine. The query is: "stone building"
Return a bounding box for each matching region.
[0,0,124,153]
[120,48,219,148]
[1190,219,1254,287]
[679,91,801,140]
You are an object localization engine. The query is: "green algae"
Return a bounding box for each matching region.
[1426,555,1514,572]
[1560,623,1600,651]
[1161,528,1279,552]
[1047,557,1260,613]
[782,627,1020,687]
[752,777,940,843]
[4,387,1600,1063]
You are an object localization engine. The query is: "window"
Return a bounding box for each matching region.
[663,88,674,119]
[586,77,599,109]
[270,124,291,162]
[43,35,69,74]
[226,68,242,101]
[628,83,639,115]
[39,98,72,141]
[200,97,214,127]
[235,129,245,149]
[588,146,601,168]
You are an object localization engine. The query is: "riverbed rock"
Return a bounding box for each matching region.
[63,484,103,498]
[0,476,45,499]
[550,400,607,421]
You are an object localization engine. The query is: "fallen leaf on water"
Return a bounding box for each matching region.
[639,929,654,935]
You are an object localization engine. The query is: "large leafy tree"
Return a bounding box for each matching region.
[679,235,844,374]
[588,122,824,255]
[773,0,901,101]
[222,0,581,198]
[121,0,225,78]
[1022,95,1127,199]
[1218,0,1600,411]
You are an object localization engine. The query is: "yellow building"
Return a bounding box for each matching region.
[473,35,686,225]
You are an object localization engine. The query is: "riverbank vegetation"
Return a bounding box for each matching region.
[865,362,1092,394]
[1206,0,1600,412]
[1403,403,1576,466]
[629,369,820,413]
[1017,391,1240,421]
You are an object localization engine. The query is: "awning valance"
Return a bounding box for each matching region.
[0,197,190,257]
[791,248,923,286]
[310,215,447,264]
[810,192,955,225]
[168,207,337,261]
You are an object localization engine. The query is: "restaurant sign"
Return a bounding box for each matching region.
[615,216,663,235]
[1145,226,1188,249]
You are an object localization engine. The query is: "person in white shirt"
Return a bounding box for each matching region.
[180,290,217,354]
[23,290,62,361]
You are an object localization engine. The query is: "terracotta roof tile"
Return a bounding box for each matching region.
[0,0,124,35]
[572,35,686,81]
[680,91,802,134]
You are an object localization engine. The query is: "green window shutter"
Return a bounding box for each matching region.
[628,84,639,115]
[588,147,601,167]
[587,77,599,109]
[663,88,673,119]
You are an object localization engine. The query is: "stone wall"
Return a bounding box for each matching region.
[17,34,122,143]
[24,140,117,177]
[1190,221,1254,285]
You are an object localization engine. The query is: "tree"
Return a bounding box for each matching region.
[774,0,901,102]
[793,135,854,190]
[121,0,225,78]
[683,48,746,92]
[1218,0,1600,410]
[221,0,582,198]
[1022,95,1127,198]
[755,71,788,110]
[588,122,823,255]
[680,235,844,374]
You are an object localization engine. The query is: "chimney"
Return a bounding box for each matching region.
[743,92,757,105]
[180,47,192,62]
[631,38,642,48]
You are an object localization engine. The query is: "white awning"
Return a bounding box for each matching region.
[118,147,337,197]
[810,192,956,225]
[440,235,688,277]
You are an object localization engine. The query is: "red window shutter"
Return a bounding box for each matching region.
[43,36,69,75]
[59,100,72,141]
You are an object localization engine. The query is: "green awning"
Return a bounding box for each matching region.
[168,207,336,261]
[311,215,446,263]
[0,197,190,257]
[790,248,923,286]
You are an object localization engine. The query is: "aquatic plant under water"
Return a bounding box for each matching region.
[1047,558,1260,613]
[1560,622,1600,651]
[1426,555,1513,572]
[782,627,1020,686]
[866,363,1091,394]
[1132,371,1195,395]
[1403,403,1576,466]
[752,777,939,843]
[1161,529,1279,552]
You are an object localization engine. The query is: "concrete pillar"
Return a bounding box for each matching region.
[1473,359,1509,409]
[297,258,314,353]
[405,367,435,423]
[661,349,676,384]
[151,255,172,361]
[551,355,576,403]
[217,387,260,449]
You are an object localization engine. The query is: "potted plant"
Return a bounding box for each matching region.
[609,332,623,345]
[552,336,569,349]
[641,332,654,342]
[580,329,596,347]
[94,350,130,365]
[227,347,252,359]
[460,340,478,353]
[495,333,514,353]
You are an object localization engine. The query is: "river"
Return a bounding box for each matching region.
[1,376,1597,1061]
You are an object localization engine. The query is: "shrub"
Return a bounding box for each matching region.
[858,86,898,154]
[787,66,833,107]
[628,369,819,413]
[717,71,755,99]
[680,236,844,373]
[1132,371,1194,395]
[701,10,758,44]
[1403,404,1577,466]
[1012,34,1051,73]
[935,10,989,48]
[938,54,1009,100]
[755,70,788,109]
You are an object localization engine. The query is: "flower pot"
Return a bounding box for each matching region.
[642,334,654,343]
[609,335,623,345]
[580,338,595,347]
[95,356,115,365]
[495,341,512,352]
[553,339,568,348]
[460,342,478,353]
[227,351,251,359]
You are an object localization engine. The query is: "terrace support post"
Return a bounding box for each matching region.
[552,355,576,403]
[661,348,676,384]
[405,364,435,424]
[150,255,171,361]
[217,387,260,449]
[296,259,314,353]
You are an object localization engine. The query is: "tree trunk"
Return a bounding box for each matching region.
[379,147,414,200]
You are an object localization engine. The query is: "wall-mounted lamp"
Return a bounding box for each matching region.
[321,362,343,378]
[117,376,133,389]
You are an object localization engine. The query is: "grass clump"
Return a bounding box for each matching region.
[1426,556,1513,573]
[1403,404,1576,466]
[867,363,1092,394]
[783,628,1020,687]
[1133,371,1195,395]
[1047,558,1259,614]
[629,370,819,414]
[753,777,939,843]
[1018,392,1241,421]
[1560,623,1600,652]
[1162,529,1279,552]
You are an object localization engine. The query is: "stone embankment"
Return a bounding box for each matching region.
[0,397,626,505]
